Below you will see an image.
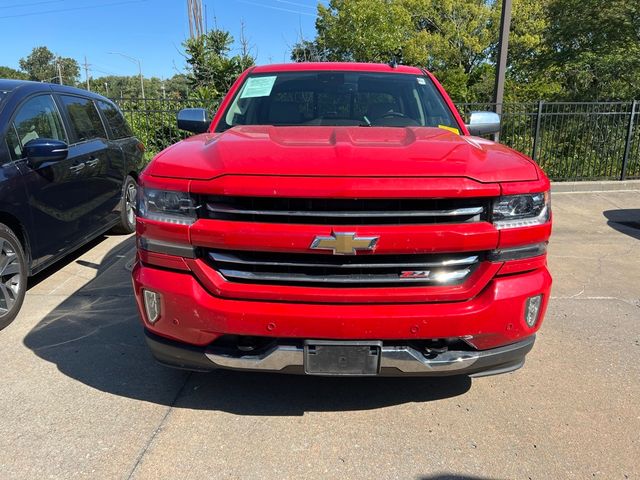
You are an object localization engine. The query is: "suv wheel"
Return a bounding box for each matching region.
[111,175,137,234]
[0,223,27,331]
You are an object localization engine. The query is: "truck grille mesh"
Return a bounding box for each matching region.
[206,250,481,287]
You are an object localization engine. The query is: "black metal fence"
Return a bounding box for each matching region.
[459,101,640,181]
[114,97,640,181]
[113,97,219,157]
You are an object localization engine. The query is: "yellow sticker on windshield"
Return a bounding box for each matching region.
[438,125,460,135]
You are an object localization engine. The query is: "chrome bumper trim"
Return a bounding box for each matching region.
[380,346,479,372]
[206,345,302,371]
[204,338,535,374]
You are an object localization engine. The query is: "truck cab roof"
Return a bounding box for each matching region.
[251,62,426,75]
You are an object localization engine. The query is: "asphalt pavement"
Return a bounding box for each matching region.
[0,190,638,480]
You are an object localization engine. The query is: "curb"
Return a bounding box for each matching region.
[551,180,640,193]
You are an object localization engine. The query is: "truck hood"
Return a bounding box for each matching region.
[147,126,539,183]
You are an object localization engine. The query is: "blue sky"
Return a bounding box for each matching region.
[0,0,324,79]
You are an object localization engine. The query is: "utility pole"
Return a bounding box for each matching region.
[187,0,204,39]
[494,0,512,113]
[56,58,63,85]
[493,0,512,137]
[138,62,145,99]
[83,56,90,91]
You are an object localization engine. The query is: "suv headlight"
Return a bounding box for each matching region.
[137,187,197,225]
[492,192,550,229]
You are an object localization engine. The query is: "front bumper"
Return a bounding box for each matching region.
[144,329,535,377]
[133,261,550,347]
[133,260,551,376]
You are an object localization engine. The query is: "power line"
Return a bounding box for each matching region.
[273,0,316,10]
[91,68,118,76]
[232,0,314,16]
[2,0,63,9]
[0,0,149,20]
[91,63,120,76]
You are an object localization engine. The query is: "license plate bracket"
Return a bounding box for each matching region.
[304,340,382,376]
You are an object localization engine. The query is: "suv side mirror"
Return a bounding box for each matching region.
[465,111,501,136]
[177,108,211,134]
[24,138,68,166]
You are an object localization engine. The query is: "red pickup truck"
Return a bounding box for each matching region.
[132,62,552,377]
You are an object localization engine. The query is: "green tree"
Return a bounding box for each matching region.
[183,29,255,99]
[0,66,28,80]
[165,74,191,99]
[89,75,144,98]
[502,0,562,101]
[292,0,498,102]
[544,0,640,100]
[18,46,79,85]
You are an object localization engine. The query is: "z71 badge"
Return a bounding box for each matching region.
[400,271,430,278]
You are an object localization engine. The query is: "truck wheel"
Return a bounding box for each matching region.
[111,175,137,234]
[0,223,27,331]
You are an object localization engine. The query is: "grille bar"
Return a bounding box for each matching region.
[206,250,480,287]
[206,204,484,218]
[200,196,490,225]
[218,269,472,284]
[210,250,479,269]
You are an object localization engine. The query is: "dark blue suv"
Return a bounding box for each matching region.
[0,80,144,329]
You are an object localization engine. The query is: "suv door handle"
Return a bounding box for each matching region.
[69,162,85,173]
[85,158,99,167]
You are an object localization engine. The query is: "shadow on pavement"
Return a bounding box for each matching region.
[24,238,471,415]
[604,209,640,240]
[27,235,109,290]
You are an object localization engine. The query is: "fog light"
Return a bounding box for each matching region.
[524,295,543,327]
[143,289,161,324]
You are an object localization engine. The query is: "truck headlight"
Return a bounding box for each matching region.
[492,192,550,229]
[137,187,197,225]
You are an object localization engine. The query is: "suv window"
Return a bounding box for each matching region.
[97,100,132,139]
[5,126,21,161]
[8,94,66,160]
[60,95,107,143]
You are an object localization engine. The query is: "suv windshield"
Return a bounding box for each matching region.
[217,71,459,131]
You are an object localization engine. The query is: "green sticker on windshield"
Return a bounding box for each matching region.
[240,76,277,98]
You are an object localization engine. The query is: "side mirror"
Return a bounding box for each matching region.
[24,138,68,166]
[177,108,211,134]
[465,111,501,136]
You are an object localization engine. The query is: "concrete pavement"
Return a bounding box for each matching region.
[0,190,638,480]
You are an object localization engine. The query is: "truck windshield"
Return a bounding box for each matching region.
[216,71,459,131]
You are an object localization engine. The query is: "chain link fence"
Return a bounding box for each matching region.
[114,97,640,181]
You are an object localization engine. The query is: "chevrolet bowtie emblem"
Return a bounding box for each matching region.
[310,232,379,255]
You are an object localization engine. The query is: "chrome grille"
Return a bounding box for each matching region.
[200,196,489,225]
[206,250,481,287]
